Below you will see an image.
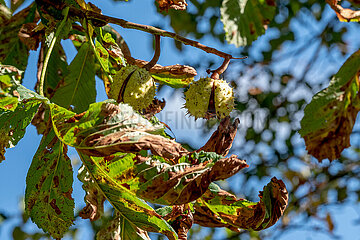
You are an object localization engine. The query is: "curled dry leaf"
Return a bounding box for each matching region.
[81,133,187,160]
[50,101,188,160]
[78,165,106,221]
[200,117,239,156]
[142,98,166,119]
[157,0,188,11]
[193,177,288,231]
[169,206,194,240]
[135,153,248,205]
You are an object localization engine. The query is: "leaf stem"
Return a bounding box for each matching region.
[39,7,69,97]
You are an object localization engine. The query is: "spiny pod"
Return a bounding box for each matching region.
[109,65,156,111]
[184,77,234,119]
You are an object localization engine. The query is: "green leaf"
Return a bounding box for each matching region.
[78,152,177,240]
[151,73,193,88]
[51,42,96,113]
[299,50,360,161]
[0,4,37,70]
[95,39,110,72]
[0,65,20,110]
[49,101,186,159]
[42,43,69,99]
[25,128,74,239]
[220,0,276,47]
[96,211,151,240]
[0,83,47,162]
[193,177,288,231]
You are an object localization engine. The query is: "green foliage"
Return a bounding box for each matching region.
[78,152,178,240]
[151,73,194,88]
[42,43,69,99]
[1,0,360,239]
[25,128,74,239]
[0,80,47,161]
[96,211,150,240]
[220,0,276,47]
[51,42,96,113]
[0,3,38,70]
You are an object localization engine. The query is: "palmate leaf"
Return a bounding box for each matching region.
[220,0,276,47]
[25,128,74,239]
[51,42,96,113]
[299,50,360,161]
[192,177,288,231]
[78,152,178,240]
[49,100,186,159]
[96,211,151,240]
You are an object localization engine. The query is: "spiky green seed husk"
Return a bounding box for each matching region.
[109,65,156,111]
[184,77,234,119]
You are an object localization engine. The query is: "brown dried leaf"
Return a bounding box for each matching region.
[157,0,188,11]
[18,22,43,50]
[142,98,166,119]
[200,117,239,156]
[127,58,197,78]
[193,177,288,231]
[136,154,248,205]
[300,50,360,161]
[80,134,187,160]
[167,205,193,240]
[304,105,358,161]
[78,165,106,221]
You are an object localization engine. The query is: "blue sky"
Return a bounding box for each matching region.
[1,0,360,239]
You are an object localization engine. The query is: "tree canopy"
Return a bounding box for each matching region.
[0,0,360,239]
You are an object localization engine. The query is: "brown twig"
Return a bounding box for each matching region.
[210,56,231,80]
[144,35,161,70]
[69,7,234,59]
[326,0,360,21]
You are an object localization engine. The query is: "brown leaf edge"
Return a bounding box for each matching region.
[303,71,360,161]
[199,116,239,156]
[193,177,288,231]
[78,165,106,221]
[135,154,248,205]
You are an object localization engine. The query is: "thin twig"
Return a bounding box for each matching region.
[69,7,235,59]
[211,56,231,79]
[144,35,161,70]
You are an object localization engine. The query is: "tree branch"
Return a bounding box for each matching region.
[69,7,236,59]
